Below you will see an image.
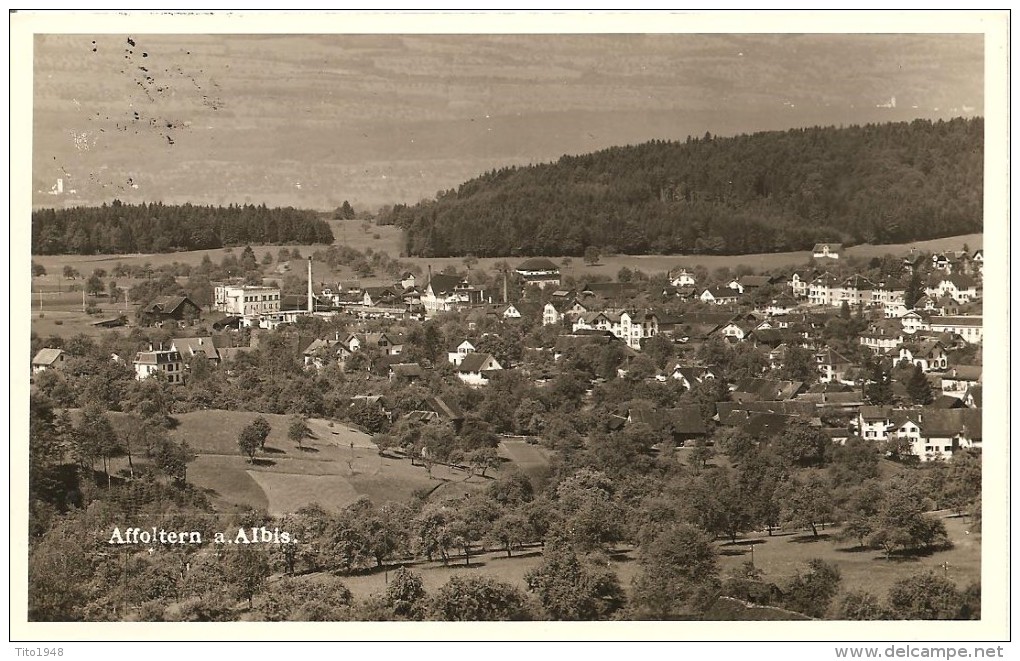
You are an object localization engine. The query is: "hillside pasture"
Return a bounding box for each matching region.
[168,410,495,515]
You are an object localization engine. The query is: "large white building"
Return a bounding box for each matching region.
[214,284,281,317]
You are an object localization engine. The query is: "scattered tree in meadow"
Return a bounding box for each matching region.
[428,575,531,621]
[781,559,842,619]
[631,523,720,620]
[227,545,272,609]
[887,571,965,620]
[782,475,835,538]
[525,539,625,620]
[287,415,310,449]
[385,567,428,620]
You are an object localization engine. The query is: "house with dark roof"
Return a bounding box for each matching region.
[422,272,485,316]
[405,396,466,432]
[389,362,425,383]
[932,395,967,409]
[855,405,895,440]
[92,315,128,328]
[515,258,561,288]
[908,407,982,461]
[727,275,774,294]
[171,336,222,364]
[717,401,817,426]
[456,352,503,386]
[794,390,865,413]
[448,340,477,367]
[941,365,981,395]
[302,337,353,370]
[897,340,948,372]
[926,274,980,303]
[140,295,202,325]
[732,378,806,402]
[627,405,708,446]
[578,281,640,299]
[814,347,855,383]
[700,287,739,306]
[362,286,405,308]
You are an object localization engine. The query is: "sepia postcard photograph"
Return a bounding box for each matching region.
[9,8,1011,647]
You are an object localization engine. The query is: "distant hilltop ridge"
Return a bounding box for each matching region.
[384,117,983,258]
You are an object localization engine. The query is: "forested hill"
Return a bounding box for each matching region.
[387,117,983,257]
[32,202,334,255]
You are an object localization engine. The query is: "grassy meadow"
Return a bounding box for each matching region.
[155,410,510,516]
[281,510,979,610]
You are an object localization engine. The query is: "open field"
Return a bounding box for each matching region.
[713,513,980,598]
[31,230,981,288]
[157,410,545,516]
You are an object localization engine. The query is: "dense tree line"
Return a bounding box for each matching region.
[385,118,982,257]
[32,201,334,255]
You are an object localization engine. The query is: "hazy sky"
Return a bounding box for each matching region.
[32,31,984,210]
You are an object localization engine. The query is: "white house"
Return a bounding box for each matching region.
[700,287,739,306]
[927,316,982,344]
[900,311,927,335]
[456,352,503,386]
[788,271,815,299]
[572,310,646,349]
[669,268,697,288]
[926,274,980,303]
[543,302,566,327]
[856,406,894,441]
[897,340,948,372]
[807,273,839,306]
[812,242,842,260]
[859,324,904,355]
[133,348,185,384]
[907,408,982,462]
[515,258,561,289]
[448,340,477,367]
[422,272,485,316]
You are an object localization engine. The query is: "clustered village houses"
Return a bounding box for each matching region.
[34,245,984,464]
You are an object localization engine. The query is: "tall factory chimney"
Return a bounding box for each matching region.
[307,257,314,313]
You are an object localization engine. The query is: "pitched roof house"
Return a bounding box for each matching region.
[515,258,561,288]
[171,336,222,364]
[32,348,66,373]
[812,242,842,260]
[456,352,503,386]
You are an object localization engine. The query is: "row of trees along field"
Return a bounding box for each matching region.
[384,117,982,257]
[31,201,334,255]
